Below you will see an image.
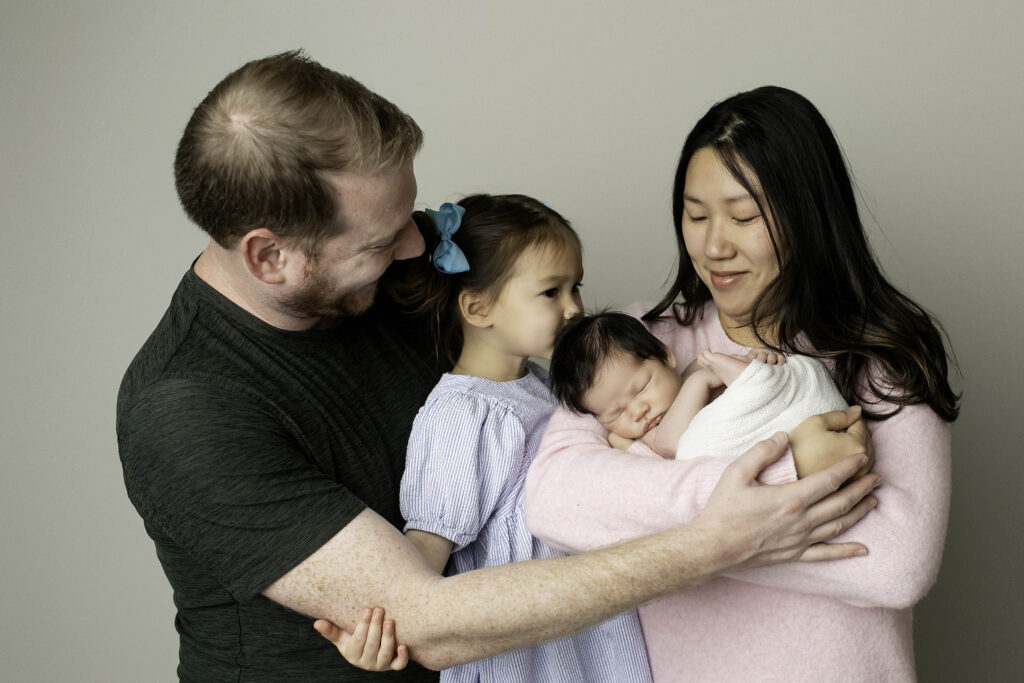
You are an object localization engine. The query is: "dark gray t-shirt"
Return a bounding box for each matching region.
[117,268,441,682]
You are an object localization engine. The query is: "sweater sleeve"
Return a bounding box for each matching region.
[723,401,950,608]
[523,406,795,552]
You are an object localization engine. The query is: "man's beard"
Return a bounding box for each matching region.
[281,259,377,320]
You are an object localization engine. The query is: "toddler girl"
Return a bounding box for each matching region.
[326,196,652,681]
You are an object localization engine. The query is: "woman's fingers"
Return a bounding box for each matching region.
[815,405,862,432]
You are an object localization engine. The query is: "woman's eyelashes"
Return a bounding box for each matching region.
[685,211,761,225]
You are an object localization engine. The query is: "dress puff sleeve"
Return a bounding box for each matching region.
[400,388,527,552]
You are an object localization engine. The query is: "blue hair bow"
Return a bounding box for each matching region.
[425,203,470,274]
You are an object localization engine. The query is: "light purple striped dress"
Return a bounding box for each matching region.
[400,362,653,683]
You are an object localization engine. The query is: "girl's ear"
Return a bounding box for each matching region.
[458,290,492,329]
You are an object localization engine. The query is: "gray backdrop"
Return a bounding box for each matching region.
[3,1,1021,681]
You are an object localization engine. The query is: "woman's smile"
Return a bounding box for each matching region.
[707,270,747,289]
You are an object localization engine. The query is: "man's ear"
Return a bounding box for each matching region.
[239,228,290,284]
[458,290,492,329]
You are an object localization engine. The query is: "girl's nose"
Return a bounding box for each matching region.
[564,298,582,320]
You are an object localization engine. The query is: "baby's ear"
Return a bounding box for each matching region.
[666,350,677,369]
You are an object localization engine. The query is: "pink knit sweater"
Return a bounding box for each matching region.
[524,303,951,682]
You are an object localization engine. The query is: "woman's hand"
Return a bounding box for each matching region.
[789,406,874,479]
[314,608,409,672]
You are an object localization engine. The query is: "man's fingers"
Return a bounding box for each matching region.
[797,541,869,562]
[794,453,873,506]
[805,492,878,546]
[728,432,790,481]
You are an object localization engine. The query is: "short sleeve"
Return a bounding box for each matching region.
[400,390,526,551]
[119,377,364,600]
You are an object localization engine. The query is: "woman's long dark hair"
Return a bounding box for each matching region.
[645,86,959,421]
[385,194,580,369]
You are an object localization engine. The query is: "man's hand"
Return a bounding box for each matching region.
[696,431,881,572]
[314,608,408,672]
[790,406,874,479]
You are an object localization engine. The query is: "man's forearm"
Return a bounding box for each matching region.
[265,506,724,670]
[266,434,877,670]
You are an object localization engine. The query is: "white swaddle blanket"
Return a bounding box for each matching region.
[675,355,847,461]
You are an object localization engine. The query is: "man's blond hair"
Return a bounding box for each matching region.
[174,50,423,251]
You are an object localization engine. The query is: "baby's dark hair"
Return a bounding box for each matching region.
[550,311,671,413]
[387,194,580,368]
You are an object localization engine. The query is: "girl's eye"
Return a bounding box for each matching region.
[542,288,559,298]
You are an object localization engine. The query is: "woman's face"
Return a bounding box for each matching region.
[680,147,780,335]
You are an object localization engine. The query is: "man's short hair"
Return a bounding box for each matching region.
[549,311,671,414]
[174,50,423,252]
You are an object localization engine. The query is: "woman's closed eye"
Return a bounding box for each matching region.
[734,214,761,225]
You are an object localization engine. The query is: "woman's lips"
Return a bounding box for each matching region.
[709,270,745,288]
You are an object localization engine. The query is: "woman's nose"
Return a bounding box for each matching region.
[704,218,735,259]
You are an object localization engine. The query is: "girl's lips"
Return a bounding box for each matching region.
[708,270,746,288]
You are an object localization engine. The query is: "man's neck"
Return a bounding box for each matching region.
[193,244,323,332]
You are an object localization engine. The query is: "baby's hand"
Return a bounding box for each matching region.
[314,608,409,672]
[608,432,635,451]
[744,348,785,365]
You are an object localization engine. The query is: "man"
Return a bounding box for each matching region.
[117,51,878,682]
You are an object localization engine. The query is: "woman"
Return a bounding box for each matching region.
[524,86,958,681]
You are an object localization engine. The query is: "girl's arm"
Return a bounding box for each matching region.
[406,530,453,574]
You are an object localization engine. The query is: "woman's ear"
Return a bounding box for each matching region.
[666,350,677,369]
[458,290,492,329]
